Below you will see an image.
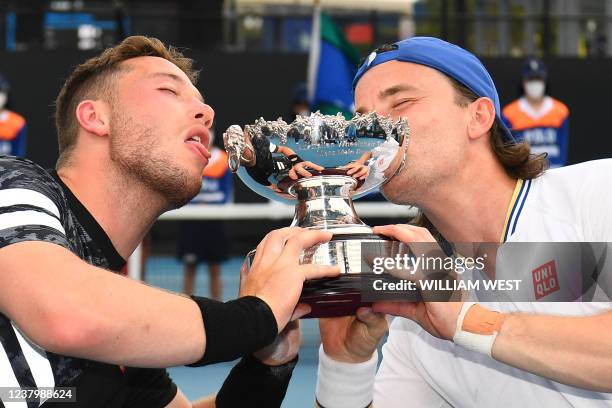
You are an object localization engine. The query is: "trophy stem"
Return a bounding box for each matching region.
[289,175,367,230]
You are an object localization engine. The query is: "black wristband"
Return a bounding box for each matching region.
[188,296,278,366]
[216,354,298,408]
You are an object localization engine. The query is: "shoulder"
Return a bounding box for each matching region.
[4,110,26,127]
[528,160,612,239]
[529,161,607,206]
[0,158,72,253]
[538,159,612,189]
[550,97,569,115]
[1,156,51,180]
[12,111,25,127]
[563,159,612,212]
[548,97,569,120]
[0,156,59,190]
[502,99,521,117]
[0,156,67,212]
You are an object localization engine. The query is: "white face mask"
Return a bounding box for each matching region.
[0,92,7,110]
[524,80,545,100]
[208,128,215,148]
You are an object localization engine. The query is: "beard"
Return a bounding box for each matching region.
[108,109,201,209]
[379,141,416,205]
[380,176,412,205]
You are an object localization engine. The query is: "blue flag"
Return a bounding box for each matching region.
[307,8,360,118]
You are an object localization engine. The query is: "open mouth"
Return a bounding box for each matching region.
[185,134,210,162]
[186,135,202,144]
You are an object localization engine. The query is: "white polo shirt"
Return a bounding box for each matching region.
[373,160,612,407]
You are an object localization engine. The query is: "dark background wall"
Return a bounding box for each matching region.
[0,51,309,203]
[2,51,612,203]
[3,51,611,255]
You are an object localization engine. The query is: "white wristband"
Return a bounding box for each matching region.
[315,344,378,408]
[452,302,499,357]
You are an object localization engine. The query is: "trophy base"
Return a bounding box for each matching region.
[300,230,411,317]
[245,230,408,318]
[299,275,373,318]
[247,230,407,318]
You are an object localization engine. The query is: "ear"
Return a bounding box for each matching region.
[75,99,110,137]
[467,97,496,141]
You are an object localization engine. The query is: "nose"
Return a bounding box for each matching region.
[194,101,215,128]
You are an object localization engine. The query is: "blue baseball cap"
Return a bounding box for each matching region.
[353,36,515,142]
[522,57,547,80]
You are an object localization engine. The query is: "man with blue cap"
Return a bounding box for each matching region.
[314,37,612,407]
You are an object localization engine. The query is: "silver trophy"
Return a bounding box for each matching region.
[224,112,410,317]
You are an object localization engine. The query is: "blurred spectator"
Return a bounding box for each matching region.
[502,58,570,168]
[284,82,310,123]
[0,73,27,157]
[177,127,232,299]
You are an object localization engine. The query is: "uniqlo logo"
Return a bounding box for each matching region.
[532,260,560,300]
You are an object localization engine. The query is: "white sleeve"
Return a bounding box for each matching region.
[374,319,451,408]
[579,159,612,242]
[576,160,612,298]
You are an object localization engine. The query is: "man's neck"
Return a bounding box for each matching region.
[418,160,517,243]
[57,164,166,260]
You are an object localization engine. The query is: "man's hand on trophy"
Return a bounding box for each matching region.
[339,151,372,181]
[319,307,388,363]
[237,260,303,366]
[370,224,463,341]
[339,161,370,180]
[288,161,324,180]
[240,227,341,332]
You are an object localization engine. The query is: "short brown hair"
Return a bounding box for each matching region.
[412,78,548,240]
[55,35,199,168]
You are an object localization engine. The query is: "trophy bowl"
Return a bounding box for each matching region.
[224,112,410,317]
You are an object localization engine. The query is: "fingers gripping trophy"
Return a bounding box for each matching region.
[224,112,410,317]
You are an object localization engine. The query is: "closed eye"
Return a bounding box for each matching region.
[159,88,178,95]
[391,99,412,109]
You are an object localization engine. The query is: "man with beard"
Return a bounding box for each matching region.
[311,36,612,408]
[0,36,338,407]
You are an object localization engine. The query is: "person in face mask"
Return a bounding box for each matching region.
[0,72,27,157]
[502,58,570,168]
[285,82,311,123]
